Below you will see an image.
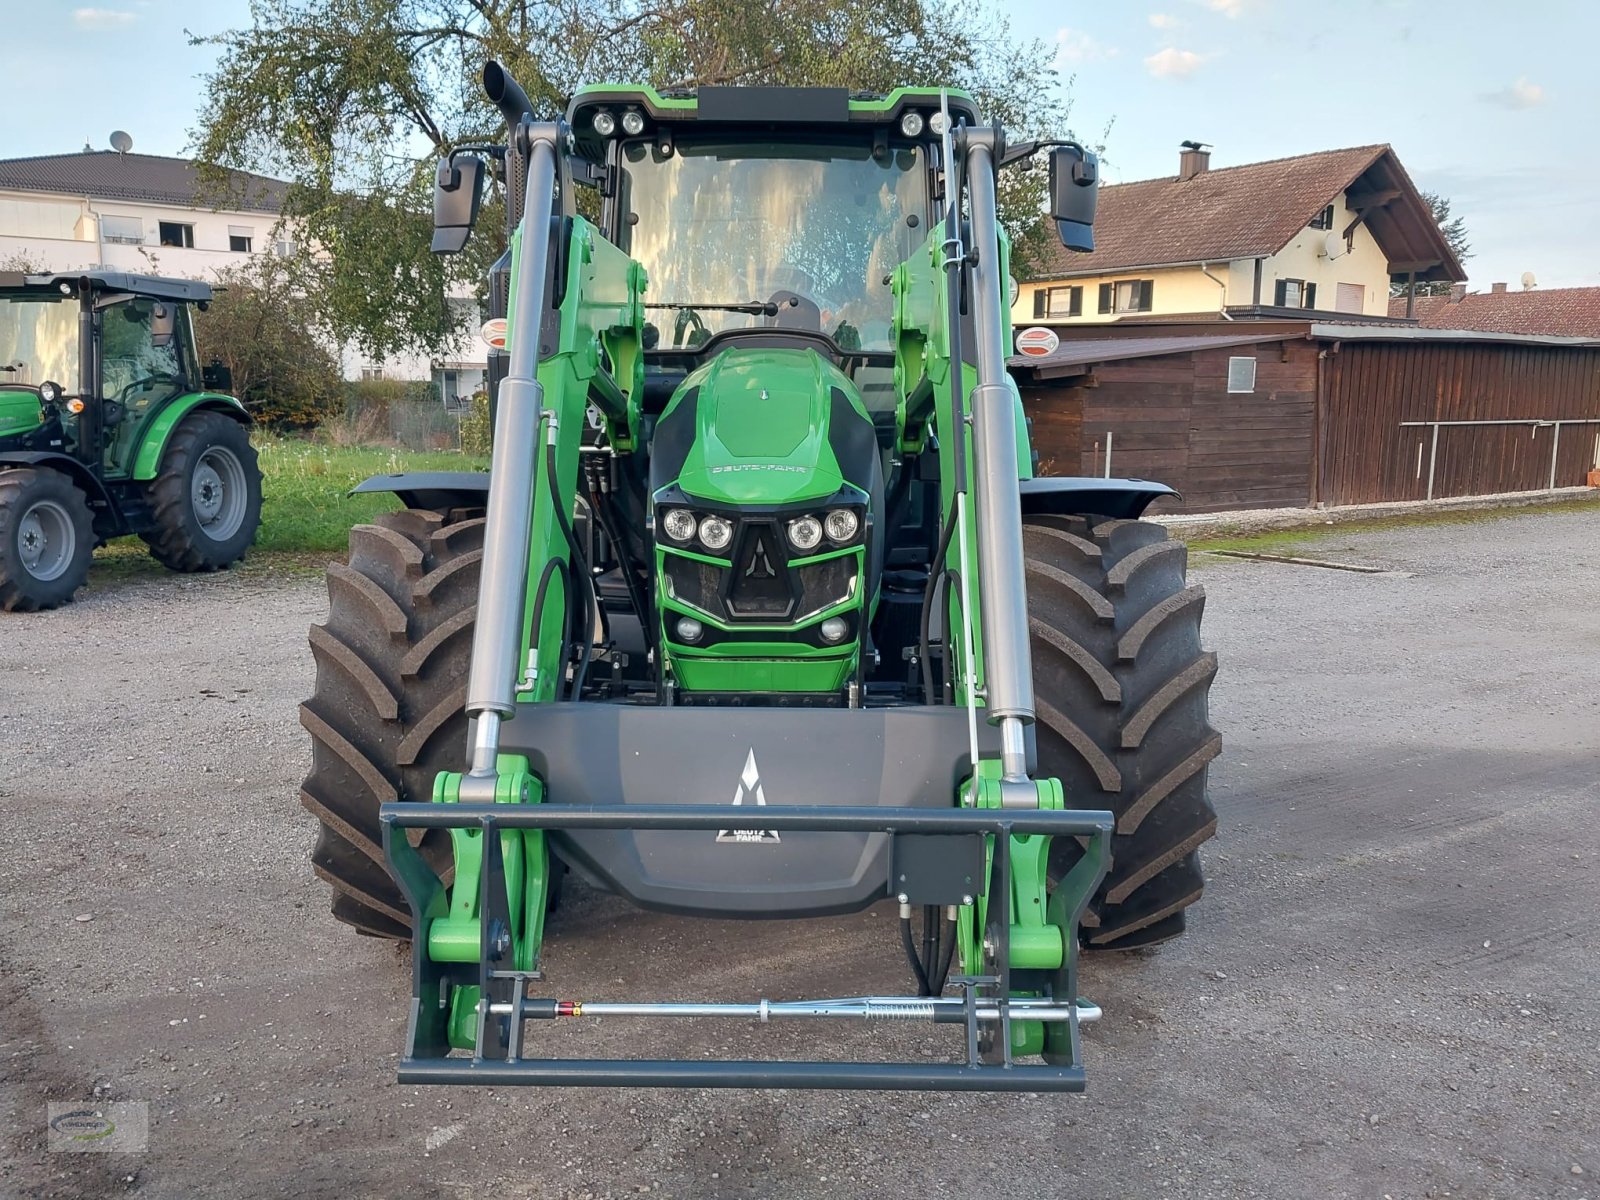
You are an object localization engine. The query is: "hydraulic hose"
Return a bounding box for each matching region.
[898,915,932,997]
[918,505,959,703]
[545,438,599,700]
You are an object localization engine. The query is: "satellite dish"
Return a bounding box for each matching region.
[109,130,133,154]
[1520,271,1537,291]
[1321,230,1344,260]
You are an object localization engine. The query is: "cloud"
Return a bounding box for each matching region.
[1481,77,1546,110]
[1204,0,1247,15]
[72,7,137,28]
[1145,47,1207,79]
[1149,13,1182,28]
[1054,27,1117,64]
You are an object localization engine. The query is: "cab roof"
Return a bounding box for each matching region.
[0,271,212,303]
[566,83,981,155]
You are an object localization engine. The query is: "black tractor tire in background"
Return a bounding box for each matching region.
[140,411,263,572]
[1024,514,1220,950]
[299,508,484,937]
[0,468,95,612]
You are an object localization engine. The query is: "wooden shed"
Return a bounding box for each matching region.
[1010,322,1600,513]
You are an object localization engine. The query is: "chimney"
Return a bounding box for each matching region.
[1491,282,1508,293]
[1449,283,1467,303]
[1178,141,1211,181]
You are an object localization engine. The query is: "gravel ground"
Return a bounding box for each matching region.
[2,505,1597,1200]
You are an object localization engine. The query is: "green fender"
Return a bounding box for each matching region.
[130,392,251,480]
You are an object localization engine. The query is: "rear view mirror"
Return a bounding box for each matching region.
[432,152,486,254]
[1049,145,1099,253]
[150,303,175,348]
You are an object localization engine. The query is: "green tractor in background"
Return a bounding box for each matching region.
[301,63,1219,1090]
[0,272,262,611]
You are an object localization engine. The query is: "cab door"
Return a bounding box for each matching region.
[98,297,190,478]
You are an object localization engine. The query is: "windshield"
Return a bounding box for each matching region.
[0,294,79,392]
[619,137,925,353]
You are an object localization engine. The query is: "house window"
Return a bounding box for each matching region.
[1227,356,1257,394]
[100,214,143,245]
[361,366,385,381]
[273,239,295,258]
[1335,282,1365,314]
[228,225,254,253]
[1098,279,1154,315]
[1274,278,1318,309]
[158,221,194,248]
[1308,204,1335,231]
[1032,285,1083,319]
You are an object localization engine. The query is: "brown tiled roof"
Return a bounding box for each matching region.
[0,151,287,214]
[1388,287,1600,339]
[1031,144,1463,285]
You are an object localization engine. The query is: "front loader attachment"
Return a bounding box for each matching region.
[382,791,1111,1091]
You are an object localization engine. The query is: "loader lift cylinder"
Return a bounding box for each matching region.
[964,138,1036,782]
[465,124,559,775]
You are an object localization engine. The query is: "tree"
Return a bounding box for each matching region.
[193,258,345,428]
[189,0,1078,355]
[1391,191,1472,297]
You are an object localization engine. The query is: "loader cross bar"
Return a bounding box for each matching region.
[381,800,1112,1091]
[380,801,1114,837]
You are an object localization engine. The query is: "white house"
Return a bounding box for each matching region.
[0,143,485,399]
[1014,143,1464,327]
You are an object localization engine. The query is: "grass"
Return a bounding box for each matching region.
[92,434,487,576]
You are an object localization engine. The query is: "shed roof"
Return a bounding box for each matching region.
[1009,331,1299,379]
[0,150,287,214]
[1387,287,1600,339]
[1031,145,1463,285]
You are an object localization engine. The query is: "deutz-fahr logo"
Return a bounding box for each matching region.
[717,749,781,844]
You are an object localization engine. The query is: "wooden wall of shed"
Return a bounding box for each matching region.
[1320,342,1600,505]
[1018,341,1320,512]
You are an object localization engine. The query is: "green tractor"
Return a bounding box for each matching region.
[301,63,1219,1090]
[0,272,262,611]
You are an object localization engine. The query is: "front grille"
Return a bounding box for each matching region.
[795,557,854,617]
[726,525,793,619]
[664,556,725,620]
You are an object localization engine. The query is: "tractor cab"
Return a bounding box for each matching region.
[0,272,261,612]
[562,85,985,699]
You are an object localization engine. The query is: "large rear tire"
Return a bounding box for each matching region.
[299,508,483,937]
[1025,514,1220,950]
[140,411,263,572]
[0,468,95,612]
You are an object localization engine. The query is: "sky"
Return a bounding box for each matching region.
[2,0,1595,290]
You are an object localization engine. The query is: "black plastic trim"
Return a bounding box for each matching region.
[1018,476,1179,520]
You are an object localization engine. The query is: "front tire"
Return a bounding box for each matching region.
[299,508,483,937]
[140,411,263,572]
[0,469,95,612]
[1025,514,1220,949]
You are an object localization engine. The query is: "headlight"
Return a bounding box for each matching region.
[620,109,645,136]
[824,509,858,542]
[820,617,849,644]
[662,508,697,543]
[675,617,703,643]
[591,110,616,137]
[39,381,61,404]
[698,515,733,551]
[928,110,949,136]
[899,112,924,138]
[787,516,823,552]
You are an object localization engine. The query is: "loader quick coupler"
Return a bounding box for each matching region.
[381,781,1113,1091]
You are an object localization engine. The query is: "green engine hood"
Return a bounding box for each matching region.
[660,348,871,505]
[0,388,45,438]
